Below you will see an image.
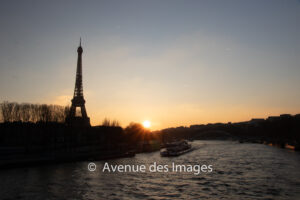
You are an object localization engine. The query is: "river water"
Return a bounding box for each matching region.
[1,141,300,200]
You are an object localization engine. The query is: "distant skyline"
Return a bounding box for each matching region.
[0,0,300,130]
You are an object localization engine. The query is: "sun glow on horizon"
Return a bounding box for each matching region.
[142,120,151,128]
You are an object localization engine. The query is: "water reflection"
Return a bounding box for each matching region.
[1,141,300,199]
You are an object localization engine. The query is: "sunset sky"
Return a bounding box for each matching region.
[0,0,299,130]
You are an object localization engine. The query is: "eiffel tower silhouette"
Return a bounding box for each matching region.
[66,39,90,126]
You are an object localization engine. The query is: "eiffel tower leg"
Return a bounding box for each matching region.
[69,106,76,117]
[81,106,88,119]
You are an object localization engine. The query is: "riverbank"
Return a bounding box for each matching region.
[0,146,135,169]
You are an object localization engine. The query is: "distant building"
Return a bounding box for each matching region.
[267,116,280,122]
[190,125,204,129]
[249,118,265,122]
[280,114,292,118]
[249,118,265,126]
[294,114,300,119]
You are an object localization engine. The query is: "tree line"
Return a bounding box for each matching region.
[0,101,70,123]
[101,118,120,127]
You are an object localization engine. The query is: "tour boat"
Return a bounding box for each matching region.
[160,140,193,157]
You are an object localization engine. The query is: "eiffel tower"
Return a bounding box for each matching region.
[66,39,90,126]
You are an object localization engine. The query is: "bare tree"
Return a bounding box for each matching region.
[101,118,120,127]
[13,103,21,121]
[0,101,70,123]
[63,105,70,122]
[40,104,52,122]
[31,104,40,122]
[51,105,67,122]
[111,120,120,127]
[21,103,31,122]
[0,108,2,122]
[0,101,15,122]
[102,118,111,126]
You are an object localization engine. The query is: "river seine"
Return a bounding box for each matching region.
[1,141,300,199]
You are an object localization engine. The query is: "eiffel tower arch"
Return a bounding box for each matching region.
[66,39,90,126]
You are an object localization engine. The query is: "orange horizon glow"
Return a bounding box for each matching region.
[38,93,300,130]
[85,108,300,130]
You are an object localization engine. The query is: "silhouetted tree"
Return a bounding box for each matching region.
[101,118,120,127]
[40,104,51,122]
[0,101,15,122]
[0,101,69,123]
[21,103,31,122]
[64,105,70,121]
[124,122,151,144]
[111,120,120,127]
[102,118,111,126]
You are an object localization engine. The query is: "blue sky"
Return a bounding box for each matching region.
[0,0,299,129]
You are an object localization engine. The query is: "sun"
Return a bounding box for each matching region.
[142,120,151,128]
